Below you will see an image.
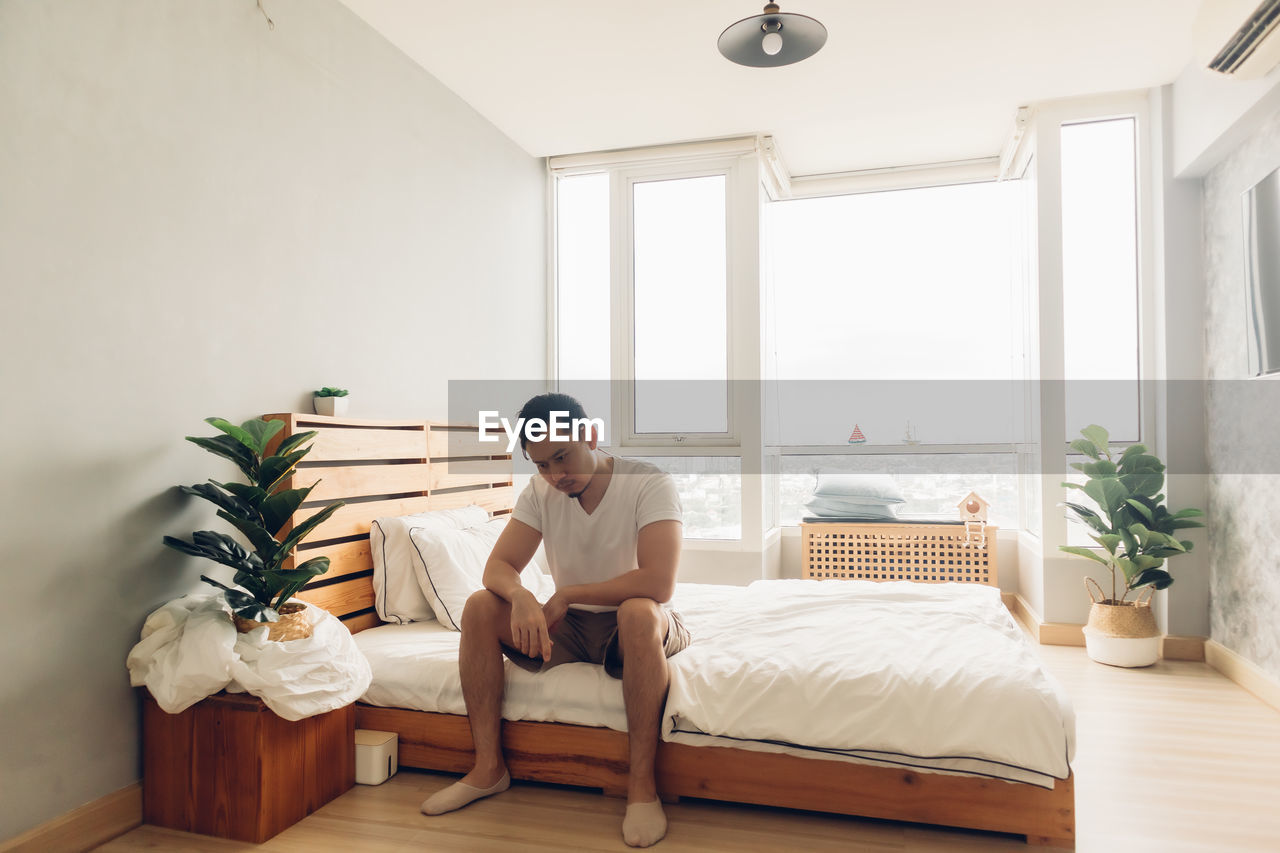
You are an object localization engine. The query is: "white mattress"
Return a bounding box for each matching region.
[355,580,1075,788]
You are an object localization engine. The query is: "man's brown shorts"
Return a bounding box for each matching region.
[501,606,691,679]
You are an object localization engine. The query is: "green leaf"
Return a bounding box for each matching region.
[268,557,332,608]
[275,430,317,458]
[1064,502,1110,534]
[263,558,331,600]
[274,502,344,558]
[239,418,284,456]
[1079,460,1116,479]
[1081,459,1118,478]
[1120,527,1139,557]
[1127,522,1156,548]
[1070,439,1100,459]
[1084,477,1129,515]
[260,486,313,536]
[257,449,308,493]
[1068,462,1086,473]
[1095,533,1123,554]
[1179,539,1195,552]
[201,577,279,622]
[1119,444,1147,459]
[1119,454,1164,474]
[1081,425,1110,452]
[1132,554,1165,570]
[1172,508,1204,519]
[1120,471,1164,498]
[1129,568,1174,591]
[220,482,269,508]
[164,531,263,573]
[179,482,252,517]
[1116,556,1140,583]
[1125,498,1155,524]
[204,417,262,454]
[231,570,270,602]
[185,435,257,480]
[215,510,279,557]
[1062,481,1086,491]
[1059,545,1110,565]
[276,556,331,582]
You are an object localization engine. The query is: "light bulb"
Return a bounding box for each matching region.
[761,31,783,55]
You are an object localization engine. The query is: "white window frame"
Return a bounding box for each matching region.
[549,138,765,548]
[1022,91,1158,624]
[616,160,740,448]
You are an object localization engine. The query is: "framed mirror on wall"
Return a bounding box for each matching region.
[1243,165,1280,377]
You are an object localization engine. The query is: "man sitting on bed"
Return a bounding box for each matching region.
[421,392,689,849]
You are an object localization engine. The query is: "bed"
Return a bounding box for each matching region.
[267,413,1076,848]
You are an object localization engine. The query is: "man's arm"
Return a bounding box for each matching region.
[482,518,542,602]
[482,518,555,661]
[547,519,682,614]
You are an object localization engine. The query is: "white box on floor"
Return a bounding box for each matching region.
[355,729,398,785]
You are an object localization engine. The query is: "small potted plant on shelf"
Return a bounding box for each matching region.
[163,417,345,641]
[313,386,349,417]
[1060,424,1204,667]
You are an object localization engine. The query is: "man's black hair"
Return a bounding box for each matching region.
[515,392,590,454]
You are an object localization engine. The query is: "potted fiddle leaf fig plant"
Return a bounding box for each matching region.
[163,417,345,642]
[313,386,349,417]
[1060,424,1204,667]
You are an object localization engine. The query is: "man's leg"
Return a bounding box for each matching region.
[615,597,671,847]
[421,589,514,815]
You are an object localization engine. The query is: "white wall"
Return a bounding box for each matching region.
[0,0,544,839]
[1172,61,1280,176]
[1151,84,1211,638]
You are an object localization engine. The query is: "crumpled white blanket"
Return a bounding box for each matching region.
[127,592,372,721]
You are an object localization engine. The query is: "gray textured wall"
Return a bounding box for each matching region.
[0,0,544,838]
[1203,102,1280,681]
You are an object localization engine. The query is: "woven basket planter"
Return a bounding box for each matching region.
[232,601,313,642]
[1082,578,1159,667]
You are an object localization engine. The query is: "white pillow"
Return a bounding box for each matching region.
[410,517,554,631]
[369,505,489,623]
[812,474,905,504]
[804,496,899,519]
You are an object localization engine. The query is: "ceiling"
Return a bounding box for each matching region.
[338,0,1203,176]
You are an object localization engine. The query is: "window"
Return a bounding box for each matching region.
[768,181,1023,446]
[631,456,742,540]
[779,453,1019,528]
[632,175,729,436]
[1061,118,1140,443]
[555,172,612,442]
[551,143,755,542]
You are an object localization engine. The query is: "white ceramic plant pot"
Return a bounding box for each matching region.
[313,395,349,417]
[1083,629,1161,668]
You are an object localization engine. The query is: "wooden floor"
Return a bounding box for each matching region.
[99,644,1280,853]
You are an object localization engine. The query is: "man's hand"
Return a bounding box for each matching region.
[542,590,570,633]
[510,589,553,661]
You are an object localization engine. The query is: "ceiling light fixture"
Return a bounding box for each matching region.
[718,3,827,68]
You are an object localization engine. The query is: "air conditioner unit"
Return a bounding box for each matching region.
[1196,0,1280,79]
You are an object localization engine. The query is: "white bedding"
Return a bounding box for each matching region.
[354,579,1075,788]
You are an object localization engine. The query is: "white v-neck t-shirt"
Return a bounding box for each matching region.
[511,455,683,612]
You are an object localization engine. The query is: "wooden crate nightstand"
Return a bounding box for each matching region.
[142,690,355,843]
[801,520,998,586]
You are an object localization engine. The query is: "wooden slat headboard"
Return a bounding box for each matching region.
[263,413,515,634]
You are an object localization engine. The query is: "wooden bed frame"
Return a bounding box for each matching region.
[267,413,1075,849]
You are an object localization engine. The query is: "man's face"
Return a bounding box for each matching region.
[526,436,596,498]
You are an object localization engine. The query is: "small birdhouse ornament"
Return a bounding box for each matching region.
[957,491,989,548]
